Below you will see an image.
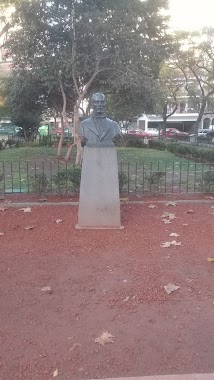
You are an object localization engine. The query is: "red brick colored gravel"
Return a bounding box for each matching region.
[1,199,214,380]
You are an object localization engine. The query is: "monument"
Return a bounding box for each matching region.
[76,93,123,229]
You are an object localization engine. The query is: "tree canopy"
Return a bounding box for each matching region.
[3,0,173,154]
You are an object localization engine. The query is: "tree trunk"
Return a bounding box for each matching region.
[195,99,207,144]
[57,115,65,157]
[162,104,168,138]
[64,103,83,164]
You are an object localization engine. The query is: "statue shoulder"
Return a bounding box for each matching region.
[106,118,119,127]
[80,117,92,126]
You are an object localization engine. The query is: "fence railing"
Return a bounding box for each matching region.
[1,160,214,195]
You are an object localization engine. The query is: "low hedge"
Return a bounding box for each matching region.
[148,139,214,163]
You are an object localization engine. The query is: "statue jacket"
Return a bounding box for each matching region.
[79,116,120,146]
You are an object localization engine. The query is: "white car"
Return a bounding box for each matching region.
[198,129,210,137]
[147,128,159,137]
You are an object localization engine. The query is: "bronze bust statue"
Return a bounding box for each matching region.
[79,93,120,147]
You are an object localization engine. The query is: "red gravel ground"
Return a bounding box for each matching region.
[1,198,214,380]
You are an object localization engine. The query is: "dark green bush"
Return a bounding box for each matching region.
[145,171,165,186]
[53,167,81,191]
[148,139,167,150]
[118,171,128,192]
[125,137,148,148]
[31,174,50,193]
[203,170,214,191]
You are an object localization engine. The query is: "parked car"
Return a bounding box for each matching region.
[147,128,159,137]
[52,128,72,137]
[160,128,189,139]
[127,129,152,138]
[198,129,210,138]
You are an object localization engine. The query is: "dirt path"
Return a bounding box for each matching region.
[0,201,214,380]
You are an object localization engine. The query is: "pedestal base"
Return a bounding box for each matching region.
[77,146,122,229]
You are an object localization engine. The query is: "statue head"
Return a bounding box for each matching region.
[92,93,106,118]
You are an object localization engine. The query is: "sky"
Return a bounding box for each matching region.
[168,0,214,31]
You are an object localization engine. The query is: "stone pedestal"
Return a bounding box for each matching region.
[76,146,122,229]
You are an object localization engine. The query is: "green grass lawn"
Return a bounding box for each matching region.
[0,145,190,164]
[0,145,212,195]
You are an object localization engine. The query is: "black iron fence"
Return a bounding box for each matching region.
[1,160,214,195]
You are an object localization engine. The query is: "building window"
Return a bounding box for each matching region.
[203,118,211,128]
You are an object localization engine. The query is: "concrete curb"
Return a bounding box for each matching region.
[88,374,214,380]
[1,199,214,207]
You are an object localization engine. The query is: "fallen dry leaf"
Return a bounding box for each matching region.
[38,198,47,202]
[161,212,176,220]
[169,214,176,220]
[25,226,35,230]
[161,240,181,248]
[207,258,214,262]
[171,240,181,246]
[41,286,52,294]
[55,219,63,224]
[165,202,177,206]
[164,283,180,295]
[161,241,172,248]
[148,204,157,209]
[205,196,214,200]
[4,200,12,204]
[169,233,180,237]
[0,207,8,211]
[185,210,194,214]
[19,207,32,213]
[69,343,81,351]
[95,331,114,346]
[0,232,4,236]
[123,296,130,303]
[183,223,189,227]
[53,368,58,377]
[161,219,172,224]
[120,197,129,202]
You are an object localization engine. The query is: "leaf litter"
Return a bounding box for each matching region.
[95,331,114,346]
[165,202,177,206]
[25,226,35,230]
[148,204,157,209]
[164,284,180,295]
[19,207,32,213]
[161,240,181,248]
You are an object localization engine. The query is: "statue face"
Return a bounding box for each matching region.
[92,93,105,116]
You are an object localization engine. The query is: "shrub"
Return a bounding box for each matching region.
[0,141,3,150]
[148,139,167,150]
[31,174,50,193]
[203,170,214,192]
[145,171,165,186]
[118,171,128,193]
[53,167,81,192]
[125,137,148,148]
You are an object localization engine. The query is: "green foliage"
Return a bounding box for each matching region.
[31,174,49,194]
[145,171,165,187]
[203,171,214,192]
[5,0,172,123]
[53,167,81,192]
[125,138,148,149]
[118,171,128,193]
[4,70,44,141]
[150,139,214,163]
[148,139,167,150]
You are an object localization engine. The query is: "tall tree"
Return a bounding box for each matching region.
[4,70,44,141]
[5,0,172,160]
[175,28,214,140]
